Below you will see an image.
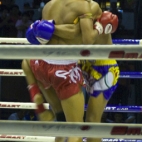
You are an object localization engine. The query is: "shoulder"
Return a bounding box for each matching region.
[90,1,102,19]
[42,1,51,15]
[68,0,91,14]
[8,113,18,120]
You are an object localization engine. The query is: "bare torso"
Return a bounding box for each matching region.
[42,0,112,45]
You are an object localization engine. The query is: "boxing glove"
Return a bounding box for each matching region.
[94,11,118,34]
[26,23,40,45]
[33,20,55,44]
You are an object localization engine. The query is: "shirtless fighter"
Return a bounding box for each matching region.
[23,0,119,142]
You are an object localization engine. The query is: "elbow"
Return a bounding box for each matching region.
[82,30,98,44]
[68,29,80,39]
[68,25,80,39]
[67,32,76,39]
[83,38,94,44]
[82,34,96,44]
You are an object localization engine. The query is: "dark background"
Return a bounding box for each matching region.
[0,0,142,123]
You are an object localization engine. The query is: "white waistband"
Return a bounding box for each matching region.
[43,60,78,65]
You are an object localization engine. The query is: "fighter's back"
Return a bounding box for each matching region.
[42,0,84,24]
[42,0,111,45]
[42,0,88,44]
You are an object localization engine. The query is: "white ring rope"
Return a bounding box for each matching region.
[0,135,55,142]
[0,38,141,60]
[1,38,142,45]
[0,38,29,44]
[0,102,49,109]
[0,135,135,142]
[0,38,141,141]
[0,69,24,76]
[1,102,140,113]
[0,120,142,139]
[0,44,141,60]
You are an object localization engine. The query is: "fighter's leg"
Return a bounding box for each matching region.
[85,60,119,142]
[61,89,85,142]
[50,63,85,142]
[22,59,54,121]
[86,94,108,142]
[38,83,66,142]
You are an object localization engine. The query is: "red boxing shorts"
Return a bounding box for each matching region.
[30,60,84,100]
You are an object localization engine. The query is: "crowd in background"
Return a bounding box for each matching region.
[0,4,35,38]
[0,0,141,123]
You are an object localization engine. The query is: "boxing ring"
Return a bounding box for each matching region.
[0,38,142,142]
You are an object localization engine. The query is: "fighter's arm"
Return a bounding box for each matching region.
[75,1,100,44]
[74,1,118,44]
[91,1,102,21]
[95,34,113,45]
[54,23,80,39]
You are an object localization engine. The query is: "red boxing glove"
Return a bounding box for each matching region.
[94,11,118,34]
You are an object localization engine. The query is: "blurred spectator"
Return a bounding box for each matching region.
[33,0,50,9]
[101,113,113,123]
[23,3,31,11]
[112,113,135,123]
[27,10,34,21]
[15,12,32,37]
[8,110,27,120]
[0,6,10,37]
[125,115,135,123]
[8,4,21,37]
[24,110,38,121]
[1,0,14,9]
[134,0,142,39]
[113,113,124,123]
[109,2,122,38]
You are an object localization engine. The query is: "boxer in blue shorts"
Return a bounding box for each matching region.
[79,59,119,142]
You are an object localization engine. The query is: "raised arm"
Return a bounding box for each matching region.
[72,1,118,44]
[54,23,80,39]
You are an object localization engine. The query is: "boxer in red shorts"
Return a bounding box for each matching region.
[23,0,118,142]
[30,60,83,100]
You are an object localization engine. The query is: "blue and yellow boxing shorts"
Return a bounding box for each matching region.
[79,60,120,100]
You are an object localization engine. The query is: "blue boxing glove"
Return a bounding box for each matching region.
[26,21,40,45]
[33,20,55,44]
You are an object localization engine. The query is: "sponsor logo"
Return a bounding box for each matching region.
[111,126,142,135]
[0,135,25,139]
[109,51,142,59]
[103,139,136,142]
[80,50,90,56]
[0,104,20,108]
[80,126,90,131]
[105,106,128,111]
[0,71,24,75]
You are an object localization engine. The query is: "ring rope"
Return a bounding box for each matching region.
[113,39,142,45]
[0,120,142,139]
[0,135,55,142]
[0,69,141,78]
[0,37,138,141]
[0,102,141,113]
[0,102,49,109]
[0,38,29,44]
[0,38,141,45]
[0,44,141,60]
[0,135,139,142]
[0,38,141,141]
